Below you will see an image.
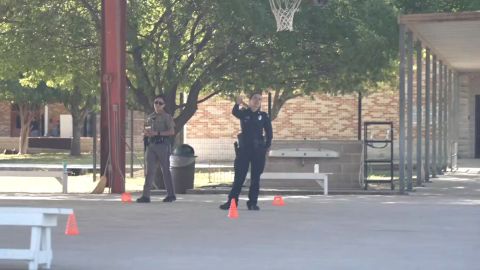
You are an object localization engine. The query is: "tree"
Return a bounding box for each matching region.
[0,79,62,154]
[76,0,402,128]
[0,0,100,156]
[2,0,441,151]
[123,0,272,131]
[214,0,400,120]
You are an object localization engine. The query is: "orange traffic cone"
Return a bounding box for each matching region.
[65,213,79,235]
[228,198,239,219]
[272,195,285,206]
[121,192,132,203]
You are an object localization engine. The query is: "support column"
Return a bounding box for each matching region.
[453,72,460,169]
[448,70,454,170]
[398,24,406,194]
[415,41,423,186]
[358,92,362,141]
[438,62,443,175]
[443,68,449,170]
[424,48,431,182]
[431,56,437,178]
[44,105,49,136]
[406,31,414,191]
[100,0,127,193]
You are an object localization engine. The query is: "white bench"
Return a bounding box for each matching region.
[247,164,331,195]
[257,172,330,195]
[0,207,73,270]
[269,148,339,158]
[0,164,68,193]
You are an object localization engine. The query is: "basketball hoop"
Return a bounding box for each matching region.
[269,0,302,32]
[269,0,330,31]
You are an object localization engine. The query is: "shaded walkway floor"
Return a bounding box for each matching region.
[0,164,479,270]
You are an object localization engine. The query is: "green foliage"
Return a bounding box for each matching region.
[4,0,449,129]
[0,0,100,105]
[0,0,100,155]
[0,79,62,105]
[394,0,480,13]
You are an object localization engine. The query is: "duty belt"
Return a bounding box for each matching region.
[149,135,167,144]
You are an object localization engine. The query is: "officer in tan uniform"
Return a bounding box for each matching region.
[137,94,176,203]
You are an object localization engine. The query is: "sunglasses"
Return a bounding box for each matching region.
[154,101,164,105]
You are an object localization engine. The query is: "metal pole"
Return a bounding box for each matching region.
[438,62,443,175]
[454,72,460,169]
[92,108,97,183]
[443,68,449,171]
[180,92,185,145]
[398,24,406,194]
[100,0,127,193]
[415,41,423,186]
[358,91,362,140]
[431,56,437,178]
[448,70,453,170]
[130,109,134,178]
[406,30,414,191]
[424,48,431,182]
[268,92,272,118]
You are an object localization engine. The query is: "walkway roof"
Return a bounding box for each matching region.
[399,11,480,72]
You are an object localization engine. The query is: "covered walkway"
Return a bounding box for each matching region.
[398,11,480,193]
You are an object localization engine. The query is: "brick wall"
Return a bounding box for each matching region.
[0,103,10,136]
[186,91,400,141]
[184,91,403,162]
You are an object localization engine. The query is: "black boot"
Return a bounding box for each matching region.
[219,201,230,210]
[136,196,151,203]
[219,198,238,210]
[162,196,176,202]
[247,201,260,210]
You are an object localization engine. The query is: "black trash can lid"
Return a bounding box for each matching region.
[173,144,195,156]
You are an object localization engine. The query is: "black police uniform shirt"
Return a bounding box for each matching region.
[232,104,273,149]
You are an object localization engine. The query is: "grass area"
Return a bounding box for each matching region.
[128,169,233,187]
[0,152,94,164]
[0,152,233,192]
[194,171,233,187]
[0,152,145,165]
[77,170,233,192]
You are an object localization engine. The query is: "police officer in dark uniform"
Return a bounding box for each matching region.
[220,93,273,210]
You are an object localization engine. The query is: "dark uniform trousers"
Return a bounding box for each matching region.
[228,145,267,205]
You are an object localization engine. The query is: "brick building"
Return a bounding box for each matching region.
[1,71,479,162]
[184,90,399,162]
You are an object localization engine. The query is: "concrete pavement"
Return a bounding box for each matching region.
[0,168,479,270]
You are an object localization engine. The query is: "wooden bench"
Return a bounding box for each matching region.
[0,164,68,193]
[247,166,331,195]
[0,207,73,270]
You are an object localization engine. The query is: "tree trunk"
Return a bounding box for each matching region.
[17,105,35,155]
[270,89,302,121]
[18,125,30,154]
[70,118,83,156]
[70,110,88,156]
[174,131,184,147]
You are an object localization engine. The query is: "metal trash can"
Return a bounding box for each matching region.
[170,144,196,194]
